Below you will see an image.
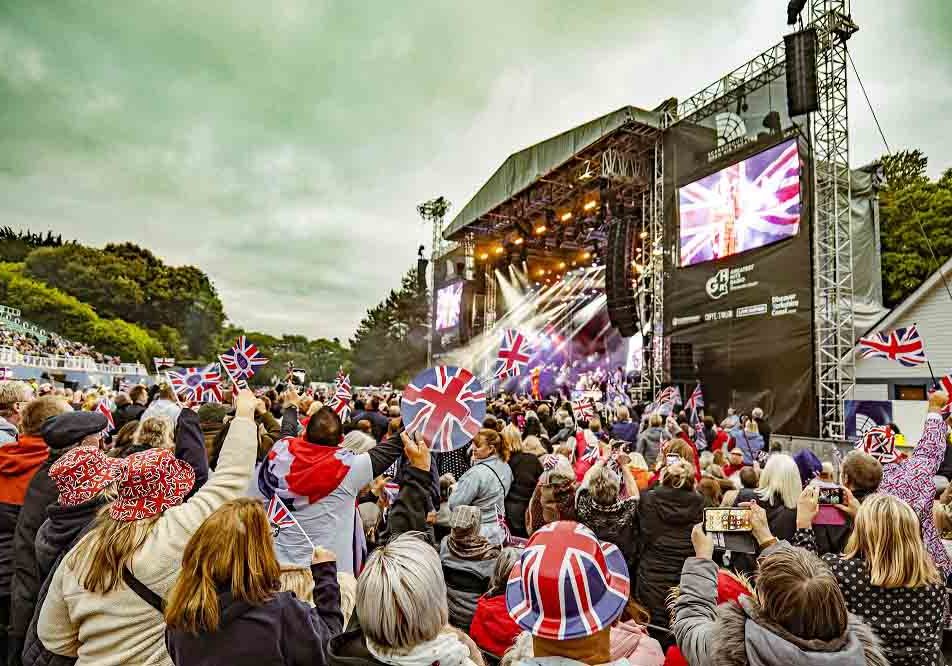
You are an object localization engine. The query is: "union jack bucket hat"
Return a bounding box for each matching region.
[857,424,898,465]
[110,448,195,522]
[49,446,125,508]
[506,521,630,640]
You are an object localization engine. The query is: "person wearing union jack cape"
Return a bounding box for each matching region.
[255,385,406,574]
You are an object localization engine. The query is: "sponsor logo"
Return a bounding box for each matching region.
[672,315,702,327]
[771,293,800,316]
[736,303,768,318]
[704,309,734,322]
[705,264,759,300]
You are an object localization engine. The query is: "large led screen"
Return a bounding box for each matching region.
[435,281,464,331]
[678,138,802,267]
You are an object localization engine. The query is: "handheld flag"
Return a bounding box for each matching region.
[401,366,486,452]
[153,357,176,373]
[168,364,223,403]
[649,386,682,415]
[494,329,534,379]
[266,495,315,548]
[686,383,704,412]
[858,325,927,367]
[572,397,596,423]
[220,336,269,385]
[327,372,352,422]
[95,400,115,433]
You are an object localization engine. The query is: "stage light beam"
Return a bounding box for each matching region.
[561,211,573,222]
[534,224,547,235]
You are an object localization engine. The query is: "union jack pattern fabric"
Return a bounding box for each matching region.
[941,375,952,418]
[95,400,115,432]
[153,357,176,372]
[856,424,898,464]
[327,372,352,422]
[494,329,534,379]
[265,494,303,540]
[679,138,801,267]
[168,364,223,403]
[572,398,596,423]
[506,521,630,640]
[859,325,927,367]
[49,446,124,507]
[649,386,682,415]
[110,448,196,522]
[401,366,486,452]
[686,383,704,412]
[220,336,269,383]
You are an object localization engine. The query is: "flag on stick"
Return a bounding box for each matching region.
[266,495,315,549]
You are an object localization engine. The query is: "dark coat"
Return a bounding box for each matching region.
[610,420,639,445]
[377,465,435,546]
[327,630,387,666]
[0,502,20,593]
[113,403,146,431]
[575,488,639,573]
[440,539,494,632]
[505,452,543,537]
[754,417,772,449]
[636,484,704,629]
[165,562,343,666]
[730,489,797,576]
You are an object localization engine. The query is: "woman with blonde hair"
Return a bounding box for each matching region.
[794,490,945,665]
[134,416,176,451]
[37,390,259,666]
[449,429,513,545]
[165,498,342,665]
[503,425,543,538]
[636,458,704,635]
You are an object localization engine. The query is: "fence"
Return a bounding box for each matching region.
[0,347,147,376]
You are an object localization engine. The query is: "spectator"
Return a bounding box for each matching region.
[448,429,512,545]
[635,413,666,467]
[872,392,951,575]
[114,386,148,431]
[0,381,33,444]
[610,405,638,446]
[440,506,499,631]
[259,388,404,574]
[525,459,578,535]
[812,450,883,555]
[793,490,944,666]
[20,446,124,666]
[697,477,723,508]
[721,466,759,506]
[625,451,654,492]
[793,448,823,487]
[502,425,543,539]
[36,390,257,666]
[435,473,456,544]
[672,505,889,666]
[730,419,764,466]
[375,432,436,546]
[108,421,143,458]
[752,406,771,449]
[165,498,343,666]
[469,548,522,659]
[327,533,482,666]
[576,460,640,572]
[637,459,704,635]
[700,416,717,450]
[721,447,746,478]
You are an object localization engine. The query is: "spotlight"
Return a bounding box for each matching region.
[557,261,566,270]
[560,211,573,222]
[639,230,648,239]
[571,261,577,267]
[534,223,547,235]
[786,0,807,25]
[583,200,597,212]
[581,251,591,261]
[478,252,489,261]
[493,246,504,255]
[513,237,524,246]
[536,268,545,277]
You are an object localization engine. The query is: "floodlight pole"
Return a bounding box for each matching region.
[417,197,452,367]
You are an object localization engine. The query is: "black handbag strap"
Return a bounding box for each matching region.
[123,566,165,614]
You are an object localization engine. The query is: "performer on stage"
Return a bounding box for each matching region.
[530,366,542,401]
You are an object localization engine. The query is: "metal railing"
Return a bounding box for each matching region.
[0,346,147,376]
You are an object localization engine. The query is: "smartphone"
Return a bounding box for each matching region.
[818,485,845,505]
[704,507,753,533]
[666,454,681,467]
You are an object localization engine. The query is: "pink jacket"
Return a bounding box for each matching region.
[610,620,665,666]
[879,413,951,574]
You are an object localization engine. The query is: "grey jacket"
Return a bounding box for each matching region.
[0,415,18,444]
[448,455,512,545]
[439,539,494,632]
[673,546,889,666]
[635,427,668,467]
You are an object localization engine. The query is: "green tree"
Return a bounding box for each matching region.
[349,265,428,385]
[0,228,68,263]
[879,151,952,306]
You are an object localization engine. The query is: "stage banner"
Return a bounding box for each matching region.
[664,128,817,436]
[845,400,893,441]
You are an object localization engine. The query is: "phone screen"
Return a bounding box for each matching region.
[818,486,844,505]
[704,508,753,532]
[665,454,681,466]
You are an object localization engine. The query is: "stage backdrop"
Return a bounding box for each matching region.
[663,121,817,435]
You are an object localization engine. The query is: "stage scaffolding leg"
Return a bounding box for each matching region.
[648,134,666,396]
[811,1,857,438]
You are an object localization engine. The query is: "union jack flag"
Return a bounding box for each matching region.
[219,336,269,384]
[858,325,927,367]
[267,494,297,529]
[572,397,596,423]
[506,522,630,640]
[686,383,704,412]
[153,357,175,372]
[401,366,486,452]
[679,138,801,267]
[328,372,352,422]
[494,329,534,379]
[168,364,223,403]
[95,400,114,433]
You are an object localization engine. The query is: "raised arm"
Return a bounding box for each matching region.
[672,527,719,666]
[175,409,209,497]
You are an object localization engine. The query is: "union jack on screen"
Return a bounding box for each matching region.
[679,138,801,267]
[220,336,269,382]
[401,366,486,452]
[168,364,223,403]
[494,329,534,379]
[858,325,927,367]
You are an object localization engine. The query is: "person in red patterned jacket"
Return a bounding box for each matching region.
[872,390,951,575]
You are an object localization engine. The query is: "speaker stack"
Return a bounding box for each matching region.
[605,216,639,338]
[785,28,819,117]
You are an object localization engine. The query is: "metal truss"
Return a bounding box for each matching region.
[648,134,667,396]
[811,0,857,437]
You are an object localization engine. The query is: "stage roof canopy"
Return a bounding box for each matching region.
[444,105,662,241]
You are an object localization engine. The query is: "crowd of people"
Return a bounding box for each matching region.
[0,375,950,666]
[0,324,125,366]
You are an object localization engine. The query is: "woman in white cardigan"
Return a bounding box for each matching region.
[37,390,259,666]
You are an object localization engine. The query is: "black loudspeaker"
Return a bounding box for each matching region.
[416,258,428,293]
[670,343,695,380]
[785,28,819,117]
[605,217,639,338]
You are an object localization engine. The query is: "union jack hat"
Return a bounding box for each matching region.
[49,446,125,508]
[857,425,898,465]
[110,448,196,522]
[506,521,630,640]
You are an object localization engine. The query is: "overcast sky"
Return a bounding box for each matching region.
[1,1,949,341]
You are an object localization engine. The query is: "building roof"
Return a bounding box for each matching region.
[443,105,662,240]
[864,254,952,336]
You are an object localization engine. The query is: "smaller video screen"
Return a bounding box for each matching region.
[435,282,464,331]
